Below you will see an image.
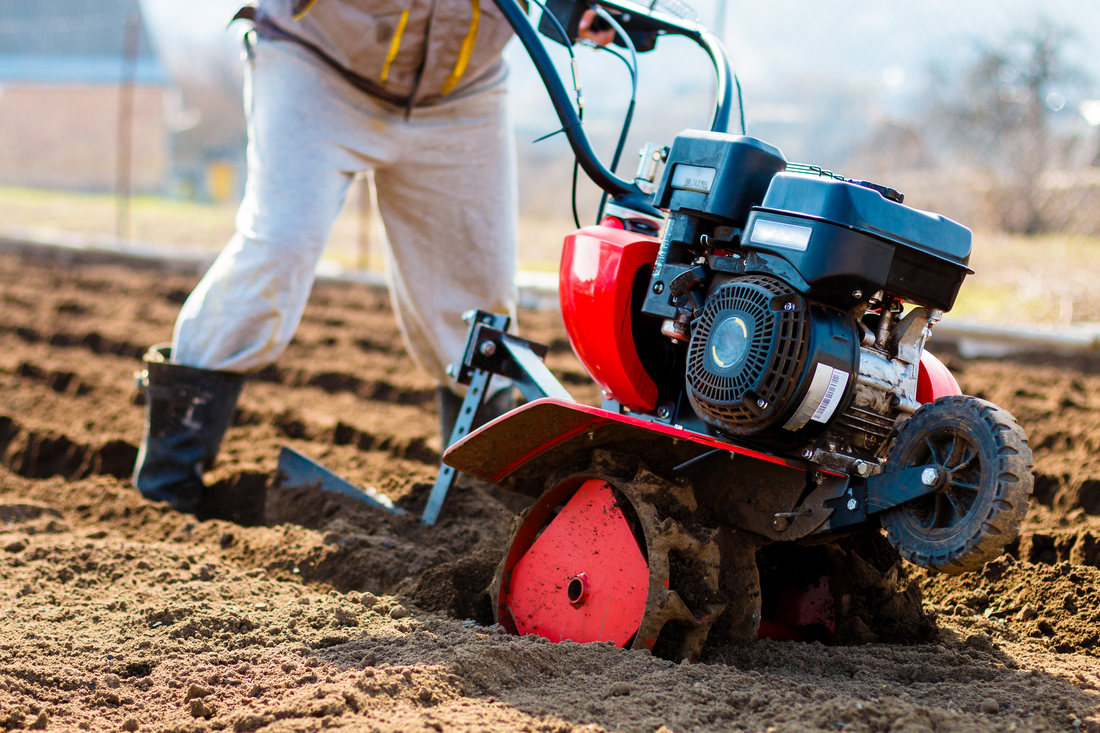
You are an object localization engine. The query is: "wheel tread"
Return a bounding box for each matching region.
[881,395,1034,574]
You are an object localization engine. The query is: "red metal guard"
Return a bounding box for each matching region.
[559,225,660,412]
[502,478,650,645]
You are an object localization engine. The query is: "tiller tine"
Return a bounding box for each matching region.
[274,446,407,516]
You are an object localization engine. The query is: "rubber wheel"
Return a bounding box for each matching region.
[880,395,1033,574]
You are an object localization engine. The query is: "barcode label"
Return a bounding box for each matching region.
[811,367,849,423]
[782,364,850,431]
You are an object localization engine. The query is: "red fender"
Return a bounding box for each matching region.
[442,398,810,493]
[559,225,660,412]
[917,351,961,403]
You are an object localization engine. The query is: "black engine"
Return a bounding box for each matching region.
[642,131,973,468]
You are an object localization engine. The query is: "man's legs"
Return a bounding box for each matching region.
[374,76,519,387]
[173,40,369,372]
[135,39,376,510]
[373,77,520,444]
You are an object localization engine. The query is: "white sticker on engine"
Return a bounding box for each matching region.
[783,364,850,431]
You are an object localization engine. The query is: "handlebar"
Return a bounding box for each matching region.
[494,0,736,207]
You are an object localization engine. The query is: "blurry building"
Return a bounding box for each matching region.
[0,0,170,193]
[138,0,249,203]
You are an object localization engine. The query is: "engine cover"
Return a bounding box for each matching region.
[743,173,972,311]
[686,275,859,441]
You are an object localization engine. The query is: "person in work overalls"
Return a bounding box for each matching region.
[132,0,612,514]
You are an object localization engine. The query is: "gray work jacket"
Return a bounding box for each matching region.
[251,0,515,107]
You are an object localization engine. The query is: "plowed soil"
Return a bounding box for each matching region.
[1,248,1099,732]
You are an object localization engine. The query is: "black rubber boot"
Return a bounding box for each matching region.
[437,383,516,449]
[132,345,245,515]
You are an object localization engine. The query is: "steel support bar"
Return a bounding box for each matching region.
[501,333,573,403]
[825,464,944,530]
[863,464,945,513]
[422,309,575,525]
[422,367,495,525]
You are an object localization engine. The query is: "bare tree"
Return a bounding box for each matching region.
[926,19,1090,233]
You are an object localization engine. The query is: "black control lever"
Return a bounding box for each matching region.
[491,0,735,207]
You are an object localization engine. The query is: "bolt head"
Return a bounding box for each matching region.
[479,341,497,357]
[653,282,665,294]
[921,467,940,486]
[846,498,859,512]
[802,448,815,460]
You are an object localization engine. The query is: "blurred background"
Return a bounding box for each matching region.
[1,0,1098,325]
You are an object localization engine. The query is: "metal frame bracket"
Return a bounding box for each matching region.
[422,310,574,525]
[825,464,944,529]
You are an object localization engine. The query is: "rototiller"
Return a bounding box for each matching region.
[283,0,1034,658]
[431,0,1033,658]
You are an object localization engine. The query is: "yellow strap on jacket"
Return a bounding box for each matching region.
[380,9,411,83]
[292,0,320,19]
[441,0,480,95]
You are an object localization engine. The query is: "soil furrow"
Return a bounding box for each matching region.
[1,249,1099,730]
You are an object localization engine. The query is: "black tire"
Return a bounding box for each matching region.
[880,395,1033,574]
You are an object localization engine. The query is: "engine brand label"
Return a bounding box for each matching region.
[670,164,716,193]
[783,364,850,431]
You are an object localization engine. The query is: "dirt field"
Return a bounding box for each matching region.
[1,247,1099,732]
